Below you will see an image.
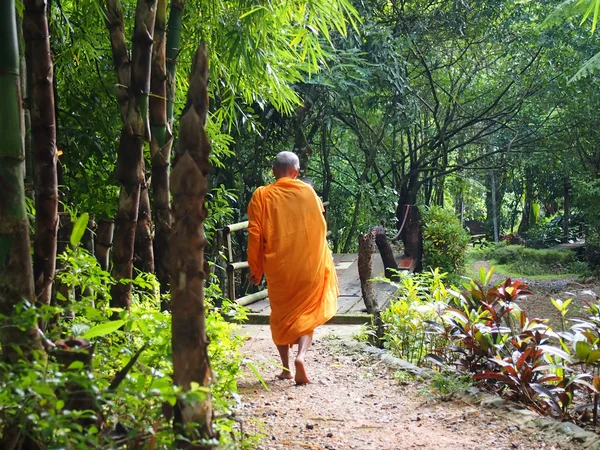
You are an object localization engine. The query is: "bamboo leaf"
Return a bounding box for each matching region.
[70,212,89,247]
[82,319,126,339]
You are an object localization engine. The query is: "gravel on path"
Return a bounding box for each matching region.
[237,325,591,450]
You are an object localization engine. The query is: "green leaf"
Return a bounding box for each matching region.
[575,340,591,360]
[586,350,600,364]
[72,323,90,337]
[68,361,85,370]
[81,319,126,339]
[70,213,89,247]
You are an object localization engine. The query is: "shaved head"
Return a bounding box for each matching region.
[272,151,300,179]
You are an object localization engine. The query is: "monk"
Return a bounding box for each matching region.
[247,151,338,385]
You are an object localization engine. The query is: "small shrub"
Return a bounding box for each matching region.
[380,269,451,365]
[421,371,473,401]
[422,206,471,275]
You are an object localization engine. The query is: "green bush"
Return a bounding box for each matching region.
[468,241,505,261]
[422,206,471,275]
[493,245,573,265]
[472,244,580,276]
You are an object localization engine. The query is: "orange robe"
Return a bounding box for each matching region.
[247,177,338,346]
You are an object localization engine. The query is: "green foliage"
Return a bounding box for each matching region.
[380,269,452,365]
[0,246,249,448]
[488,245,578,276]
[521,211,585,248]
[421,371,473,401]
[379,266,600,422]
[422,206,471,275]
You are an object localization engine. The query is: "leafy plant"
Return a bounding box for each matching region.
[421,371,473,401]
[422,206,471,276]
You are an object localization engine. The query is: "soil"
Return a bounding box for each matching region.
[237,325,591,450]
[236,264,600,449]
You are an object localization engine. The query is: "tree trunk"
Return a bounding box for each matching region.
[342,191,361,253]
[396,177,423,272]
[106,0,157,310]
[358,233,383,346]
[0,0,44,363]
[358,234,377,313]
[372,226,398,280]
[292,98,313,178]
[95,219,114,271]
[563,176,570,243]
[24,0,58,306]
[134,180,155,273]
[170,43,215,448]
[518,168,533,234]
[150,0,174,293]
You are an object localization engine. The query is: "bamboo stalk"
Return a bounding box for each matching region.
[170,43,215,449]
[0,0,43,362]
[106,0,157,309]
[24,0,58,305]
[150,0,173,292]
[166,0,185,125]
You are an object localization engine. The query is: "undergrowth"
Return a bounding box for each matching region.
[468,243,585,277]
[0,230,252,448]
[377,266,600,429]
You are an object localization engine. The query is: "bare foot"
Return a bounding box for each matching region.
[294,357,310,385]
[276,369,293,380]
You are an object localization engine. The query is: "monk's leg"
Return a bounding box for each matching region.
[294,335,312,385]
[276,344,293,379]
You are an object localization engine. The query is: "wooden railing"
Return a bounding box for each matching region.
[223,201,330,306]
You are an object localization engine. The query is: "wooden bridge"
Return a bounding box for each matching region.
[222,220,397,325]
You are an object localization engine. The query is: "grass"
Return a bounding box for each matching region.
[465,243,585,279]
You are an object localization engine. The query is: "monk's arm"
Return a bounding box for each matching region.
[247,191,264,283]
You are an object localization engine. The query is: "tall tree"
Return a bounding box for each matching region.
[24,0,58,305]
[170,43,215,448]
[0,0,43,362]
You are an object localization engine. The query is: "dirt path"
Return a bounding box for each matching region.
[237,325,588,450]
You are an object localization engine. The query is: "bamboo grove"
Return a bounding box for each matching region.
[0,0,357,447]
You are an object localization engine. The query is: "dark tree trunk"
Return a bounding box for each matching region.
[396,176,423,272]
[372,226,398,280]
[106,0,157,310]
[518,168,533,234]
[321,123,332,203]
[170,43,215,448]
[563,176,570,243]
[134,180,155,273]
[292,98,313,178]
[95,219,114,271]
[24,0,59,305]
[51,338,101,427]
[342,191,361,253]
[0,0,44,364]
